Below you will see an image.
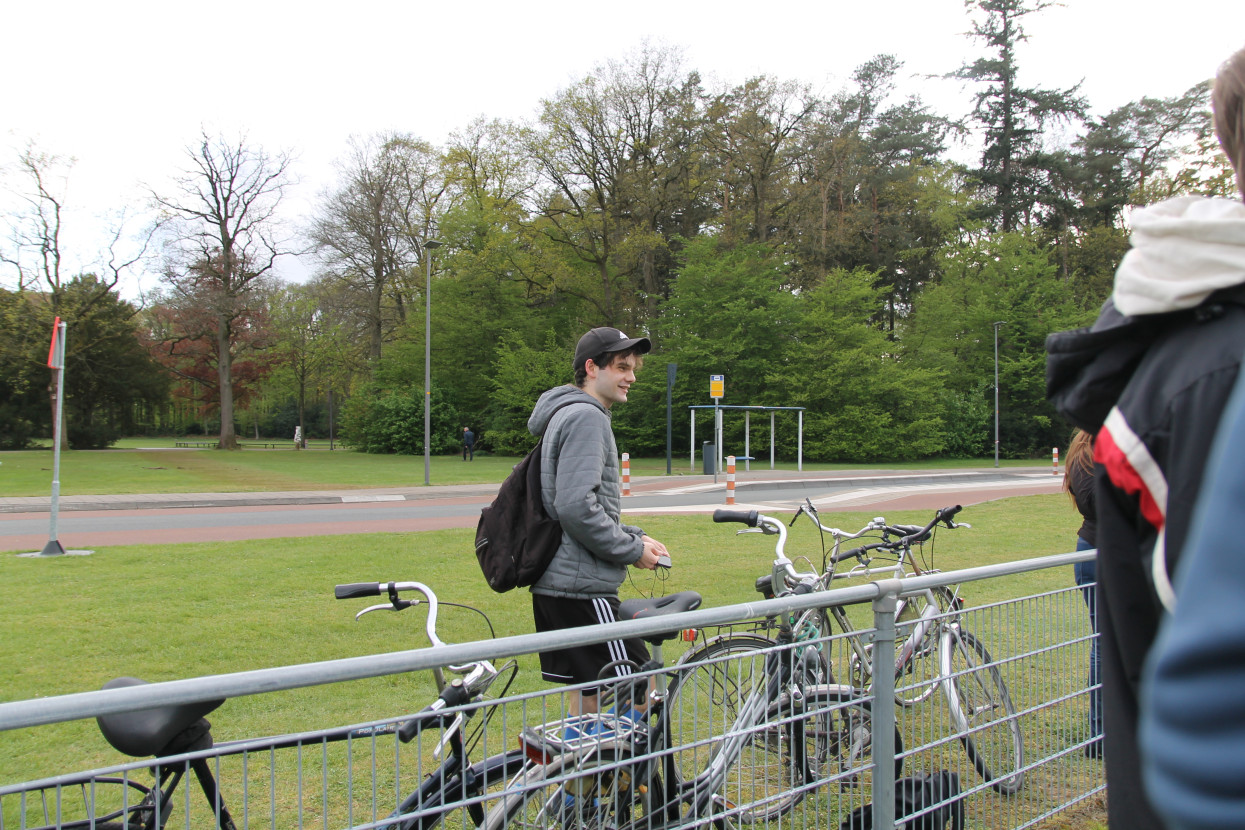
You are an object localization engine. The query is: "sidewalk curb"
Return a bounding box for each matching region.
[0,469,1058,514]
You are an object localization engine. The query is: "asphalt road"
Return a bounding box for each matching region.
[1,470,1062,553]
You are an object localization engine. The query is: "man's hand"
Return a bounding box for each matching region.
[636,535,670,570]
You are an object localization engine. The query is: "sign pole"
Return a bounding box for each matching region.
[41,319,67,557]
[709,375,724,483]
[666,363,676,475]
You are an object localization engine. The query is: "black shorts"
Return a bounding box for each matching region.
[532,594,650,695]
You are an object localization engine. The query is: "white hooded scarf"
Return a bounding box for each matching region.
[1114,195,1245,316]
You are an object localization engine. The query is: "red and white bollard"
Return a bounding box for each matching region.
[726,455,736,505]
[622,452,631,496]
[1053,447,1059,475]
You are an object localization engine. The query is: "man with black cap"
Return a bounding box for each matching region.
[527,326,670,717]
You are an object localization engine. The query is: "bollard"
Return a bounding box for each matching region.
[622,452,631,496]
[726,455,736,505]
[1053,446,1059,475]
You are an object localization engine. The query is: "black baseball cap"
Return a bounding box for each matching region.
[573,327,652,371]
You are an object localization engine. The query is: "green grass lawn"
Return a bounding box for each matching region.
[0,442,1052,497]
[1,495,1081,787]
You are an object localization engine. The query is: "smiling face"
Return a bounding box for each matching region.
[583,353,642,409]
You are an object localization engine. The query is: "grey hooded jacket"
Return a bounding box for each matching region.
[526,384,645,598]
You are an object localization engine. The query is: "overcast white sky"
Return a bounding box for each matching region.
[3,0,1243,294]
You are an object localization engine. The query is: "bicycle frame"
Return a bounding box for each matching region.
[13,582,527,830]
[507,622,806,830]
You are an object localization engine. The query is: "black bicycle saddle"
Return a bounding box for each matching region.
[96,677,225,758]
[618,591,702,644]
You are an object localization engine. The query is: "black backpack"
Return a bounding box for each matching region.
[473,404,574,592]
[838,770,964,830]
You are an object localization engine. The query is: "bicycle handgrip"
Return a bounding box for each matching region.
[398,680,471,743]
[713,508,758,527]
[335,582,382,599]
[938,505,963,523]
[832,546,867,564]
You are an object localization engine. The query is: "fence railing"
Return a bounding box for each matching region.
[0,552,1102,830]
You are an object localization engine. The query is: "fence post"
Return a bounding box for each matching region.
[726,455,736,505]
[871,579,901,830]
[622,452,631,496]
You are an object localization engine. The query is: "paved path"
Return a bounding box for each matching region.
[1,469,1064,553]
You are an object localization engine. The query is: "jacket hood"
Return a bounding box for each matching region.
[1048,285,1245,432]
[1046,299,1160,432]
[1114,196,1245,316]
[528,385,605,437]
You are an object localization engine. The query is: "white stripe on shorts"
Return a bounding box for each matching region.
[592,597,633,676]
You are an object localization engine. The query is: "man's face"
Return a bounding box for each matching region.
[584,354,640,409]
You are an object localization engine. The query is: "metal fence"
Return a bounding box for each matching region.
[0,552,1102,830]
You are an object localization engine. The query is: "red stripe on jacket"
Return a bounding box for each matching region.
[1097,421,1166,532]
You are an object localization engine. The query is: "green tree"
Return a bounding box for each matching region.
[59,276,170,447]
[785,55,959,327]
[704,75,817,246]
[0,287,44,448]
[906,231,1093,456]
[0,278,168,448]
[485,330,572,454]
[951,0,1087,231]
[337,339,462,454]
[527,44,707,329]
[2,144,153,447]
[652,237,799,456]
[785,268,949,461]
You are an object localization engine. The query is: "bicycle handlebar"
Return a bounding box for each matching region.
[890,505,963,545]
[713,508,820,591]
[791,498,886,541]
[336,581,447,648]
[335,581,501,715]
[832,540,898,564]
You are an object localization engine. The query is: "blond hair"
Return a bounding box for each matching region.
[1063,428,1095,500]
[1213,46,1245,201]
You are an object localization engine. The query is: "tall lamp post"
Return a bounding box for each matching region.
[993,321,1005,468]
[424,239,442,486]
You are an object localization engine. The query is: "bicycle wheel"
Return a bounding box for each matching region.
[11,779,161,830]
[665,635,819,822]
[801,684,903,789]
[395,749,530,830]
[940,628,1024,794]
[893,588,955,706]
[487,748,645,830]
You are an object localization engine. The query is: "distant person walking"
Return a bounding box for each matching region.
[462,427,475,461]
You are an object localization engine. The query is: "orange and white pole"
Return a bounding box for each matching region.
[726,455,736,505]
[622,452,631,496]
[1053,447,1059,475]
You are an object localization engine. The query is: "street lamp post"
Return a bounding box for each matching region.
[424,239,442,486]
[993,321,1004,468]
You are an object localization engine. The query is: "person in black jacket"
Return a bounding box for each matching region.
[1064,429,1101,757]
[1138,47,1245,830]
[1046,64,1245,824]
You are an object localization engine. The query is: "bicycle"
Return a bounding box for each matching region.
[695,504,1024,796]
[488,566,901,828]
[4,581,529,830]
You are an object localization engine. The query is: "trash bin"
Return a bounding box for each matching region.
[703,442,716,475]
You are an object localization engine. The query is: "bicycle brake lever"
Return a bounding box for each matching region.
[354,599,419,620]
[788,506,805,527]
